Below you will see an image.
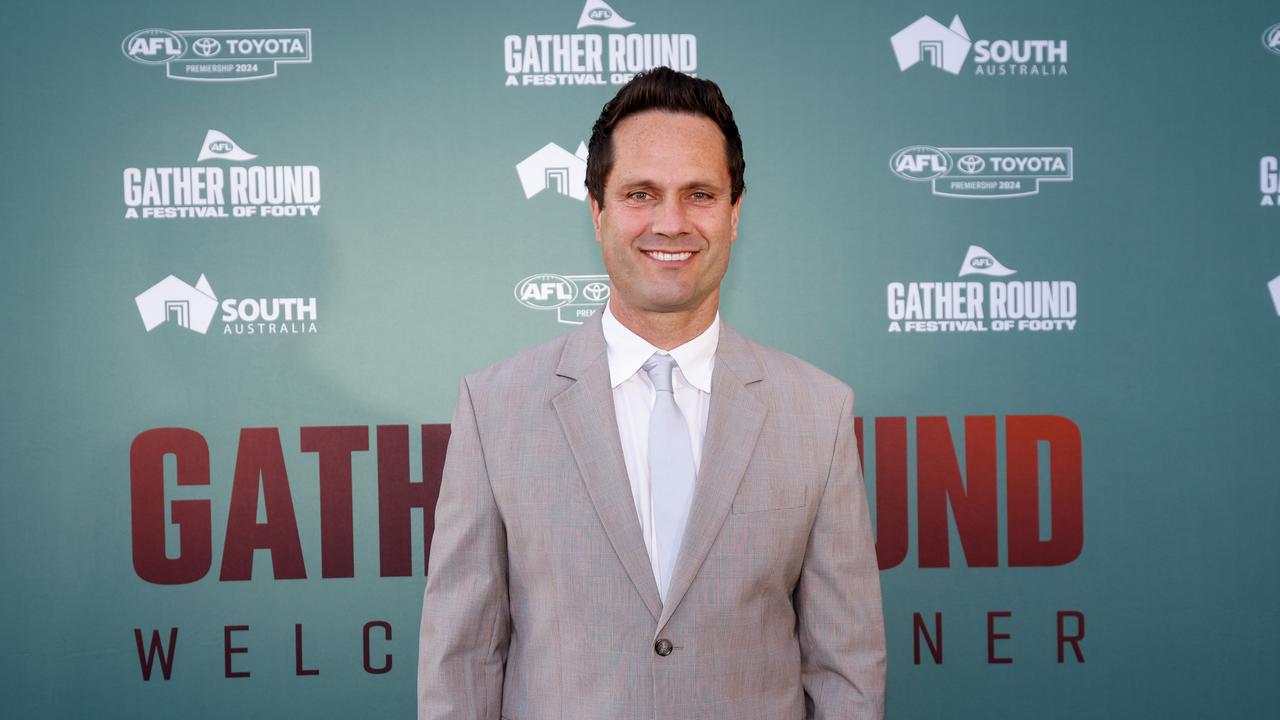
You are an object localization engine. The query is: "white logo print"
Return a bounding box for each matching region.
[191,37,221,57]
[121,28,312,82]
[958,245,1017,277]
[886,247,1077,333]
[514,273,610,325]
[197,129,257,161]
[890,145,1073,199]
[891,15,1067,78]
[891,15,971,74]
[517,142,589,201]
[135,274,219,334]
[136,274,320,336]
[1264,24,1280,56]
[122,131,322,219]
[1269,274,1280,315]
[503,2,696,87]
[578,0,634,29]
[1260,156,1280,206]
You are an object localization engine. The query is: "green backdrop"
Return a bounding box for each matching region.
[3,0,1278,717]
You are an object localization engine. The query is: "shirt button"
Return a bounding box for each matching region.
[654,638,674,656]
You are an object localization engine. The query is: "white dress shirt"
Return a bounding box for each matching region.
[601,302,718,596]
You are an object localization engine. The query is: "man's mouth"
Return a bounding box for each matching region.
[642,250,695,262]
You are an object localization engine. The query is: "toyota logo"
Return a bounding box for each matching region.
[191,37,221,57]
[582,282,610,302]
[956,155,985,175]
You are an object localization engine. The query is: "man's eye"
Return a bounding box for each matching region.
[690,191,710,200]
[628,191,651,201]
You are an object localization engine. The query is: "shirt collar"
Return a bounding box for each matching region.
[601,302,719,393]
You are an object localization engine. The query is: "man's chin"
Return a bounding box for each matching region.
[634,295,713,317]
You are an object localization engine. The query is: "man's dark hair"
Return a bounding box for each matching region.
[586,66,745,207]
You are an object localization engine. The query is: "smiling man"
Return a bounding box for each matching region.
[419,67,885,720]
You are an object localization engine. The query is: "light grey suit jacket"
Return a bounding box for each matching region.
[418,312,885,719]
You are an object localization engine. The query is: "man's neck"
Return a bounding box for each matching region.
[607,298,719,351]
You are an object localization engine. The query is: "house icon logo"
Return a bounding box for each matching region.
[516,142,589,201]
[958,245,1017,277]
[135,274,220,334]
[891,15,972,74]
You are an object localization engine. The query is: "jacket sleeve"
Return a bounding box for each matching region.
[418,378,510,720]
[795,386,886,719]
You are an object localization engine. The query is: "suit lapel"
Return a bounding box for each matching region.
[552,313,663,621]
[656,323,767,633]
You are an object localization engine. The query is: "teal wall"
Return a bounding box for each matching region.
[3,1,1278,717]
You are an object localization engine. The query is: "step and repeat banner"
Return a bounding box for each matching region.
[3,0,1278,717]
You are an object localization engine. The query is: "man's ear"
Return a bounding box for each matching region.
[589,195,604,243]
[730,194,742,242]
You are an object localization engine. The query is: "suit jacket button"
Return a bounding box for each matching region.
[654,638,673,657]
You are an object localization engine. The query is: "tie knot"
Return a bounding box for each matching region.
[642,353,677,393]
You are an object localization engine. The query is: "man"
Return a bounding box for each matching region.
[419,67,885,719]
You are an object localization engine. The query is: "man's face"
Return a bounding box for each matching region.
[590,110,741,322]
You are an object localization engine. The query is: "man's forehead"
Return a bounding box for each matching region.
[607,110,730,186]
[612,109,724,143]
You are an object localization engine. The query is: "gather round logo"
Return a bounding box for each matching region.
[514,274,578,310]
[889,146,952,181]
[121,28,187,64]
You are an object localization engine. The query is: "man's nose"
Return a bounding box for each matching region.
[649,197,692,238]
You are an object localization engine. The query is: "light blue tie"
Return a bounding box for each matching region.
[643,353,696,602]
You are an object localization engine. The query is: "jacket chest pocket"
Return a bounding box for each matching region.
[731,485,808,514]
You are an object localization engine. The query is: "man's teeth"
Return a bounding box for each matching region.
[646,251,693,261]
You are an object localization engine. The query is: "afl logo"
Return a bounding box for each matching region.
[514,274,577,310]
[1264,23,1280,55]
[970,257,994,269]
[122,29,187,64]
[889,146,951,181]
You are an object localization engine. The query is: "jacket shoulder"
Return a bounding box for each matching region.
[461,331,571,401]
[735,333,855,412]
